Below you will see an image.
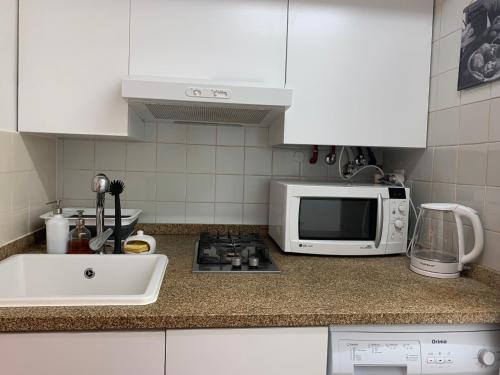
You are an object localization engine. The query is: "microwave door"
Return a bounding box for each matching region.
[298,197,378,242]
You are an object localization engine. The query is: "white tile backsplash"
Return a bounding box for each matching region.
[215,175,244,203]
[243,175,270,204]
[156,143,186,173]
[484,187,500,232]
[157,122,187,144]
[124,172,156,201]
[187,125,216,145]
[63,169,95,200]
[156,173,186,202]
[437,69,460,110]
[215,146,244,174]
[272,149,301,176]
[126,142,156,172]
[217,126,244,146]
[187,145,216,173]
[186,174,215,202]
[437,30,460,74]
[427,108,459,146]
[244,147,272,176]
[186,202,214,224]
[459,101,490,144]
[432,146,457,183]
[157,202,185,224]
[486,142,500,187]
[244,127,268,147]
[95,141,126,171]
[63,140,93,170]
[457,144,487,186]
[0,132,57,246]
[215,203,243,224]
[489,98,500,141]
[243,203,268,225]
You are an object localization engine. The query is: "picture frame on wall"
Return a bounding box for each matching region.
[459,0,500,90]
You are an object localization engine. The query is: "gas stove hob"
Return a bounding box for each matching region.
[193,232,279,273]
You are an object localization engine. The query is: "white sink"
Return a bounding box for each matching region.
[0,254,168,307]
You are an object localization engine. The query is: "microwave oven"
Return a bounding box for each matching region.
[269,180,410,256]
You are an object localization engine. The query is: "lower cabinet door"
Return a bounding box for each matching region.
[165,327,328,375]
[0,330,165,375]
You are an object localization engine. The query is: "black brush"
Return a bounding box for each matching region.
[109,180,125,254]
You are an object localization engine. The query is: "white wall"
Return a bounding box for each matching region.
[0,0,57,246]
[385,0,500,272]
[0,0,18,132]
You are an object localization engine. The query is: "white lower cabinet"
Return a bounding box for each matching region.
[0,327,328,374]
[165,327,329,375]
[0,330,165,375]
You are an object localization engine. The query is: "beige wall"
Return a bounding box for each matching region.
[385,0,500,271]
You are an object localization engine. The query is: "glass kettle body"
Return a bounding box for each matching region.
[410,203,484,278]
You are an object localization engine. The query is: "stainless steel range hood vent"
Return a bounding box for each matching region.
[122,76,292,126]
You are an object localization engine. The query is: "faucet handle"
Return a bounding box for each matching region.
[89,228,113,253]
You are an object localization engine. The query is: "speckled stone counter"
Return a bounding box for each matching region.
[0,235,498,332]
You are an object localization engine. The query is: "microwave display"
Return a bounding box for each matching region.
[298,198,377,241]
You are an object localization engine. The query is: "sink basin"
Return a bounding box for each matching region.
[0,254,168,307]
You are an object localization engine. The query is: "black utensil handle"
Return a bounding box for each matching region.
[114,195,122,254]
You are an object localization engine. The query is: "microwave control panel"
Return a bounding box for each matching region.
[388,198,409,244]
[329,326,500,375]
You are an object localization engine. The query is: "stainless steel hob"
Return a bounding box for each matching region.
[193,232,279,273]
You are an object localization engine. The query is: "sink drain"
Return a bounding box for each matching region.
[84,268,95,279]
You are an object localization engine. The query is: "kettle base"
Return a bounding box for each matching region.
[410,264,460,279]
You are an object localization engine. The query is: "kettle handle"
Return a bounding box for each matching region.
[453,205,484,265]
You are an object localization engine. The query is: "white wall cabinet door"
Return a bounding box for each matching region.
[130,0,288,87]
[0,330,165,375]
[18,0,142,138]
[271,0,433,147]
[165,327,328,375]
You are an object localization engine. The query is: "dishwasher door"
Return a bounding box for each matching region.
[328,325,500,375]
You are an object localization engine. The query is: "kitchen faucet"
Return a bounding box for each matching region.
[91,173,110,252]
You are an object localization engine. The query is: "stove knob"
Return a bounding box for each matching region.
[249,256,259,268]
[231,256,242,268]
[398,203,406,213]
[478,349,496,366]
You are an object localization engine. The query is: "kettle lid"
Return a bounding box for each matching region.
[420,202,459,211]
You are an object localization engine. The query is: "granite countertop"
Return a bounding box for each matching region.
[0,234,499,332]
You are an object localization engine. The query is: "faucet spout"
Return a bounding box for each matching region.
[92,174,110,237]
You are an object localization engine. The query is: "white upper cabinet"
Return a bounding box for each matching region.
[129,0,288,87]
[271,0,433,147]
[18,0,143,138]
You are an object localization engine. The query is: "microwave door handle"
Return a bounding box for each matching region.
[374,193,383,248]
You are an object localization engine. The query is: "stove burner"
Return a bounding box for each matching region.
[193,232,279,273]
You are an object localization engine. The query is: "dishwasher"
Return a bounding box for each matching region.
[328,324,500,375]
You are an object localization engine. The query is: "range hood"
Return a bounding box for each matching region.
[122,76,292,127]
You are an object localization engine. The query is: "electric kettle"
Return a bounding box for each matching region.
[409,203,484,279]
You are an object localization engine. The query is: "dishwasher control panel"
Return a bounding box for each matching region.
[328,325,500,375]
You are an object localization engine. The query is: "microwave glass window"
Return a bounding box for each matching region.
[299,198,377,240]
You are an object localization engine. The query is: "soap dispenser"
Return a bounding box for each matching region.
[68,210,92,254]
[46,200,69,254]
